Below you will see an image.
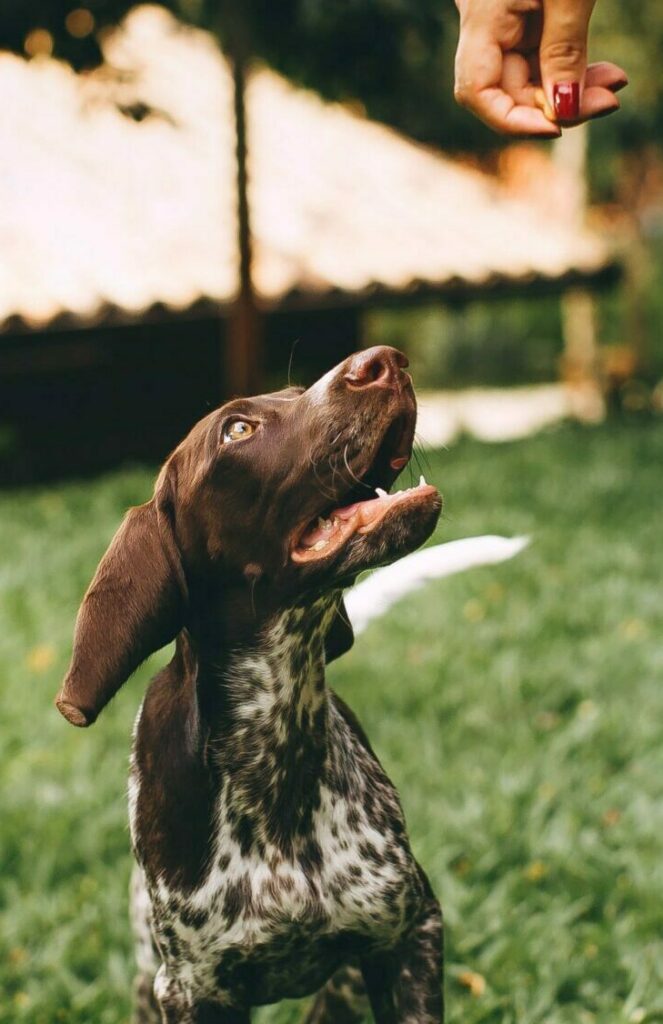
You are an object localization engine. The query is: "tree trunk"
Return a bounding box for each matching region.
[225,29,262,397]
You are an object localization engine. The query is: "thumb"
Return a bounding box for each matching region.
[540,0,596,122]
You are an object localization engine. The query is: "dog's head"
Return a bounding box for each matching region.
[56,346,442,727]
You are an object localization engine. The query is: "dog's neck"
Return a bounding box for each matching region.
[198,593,340,851]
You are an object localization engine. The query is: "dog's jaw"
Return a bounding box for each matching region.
[291,478,440,564]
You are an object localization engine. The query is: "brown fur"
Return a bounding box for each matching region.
[57,347,444,1022]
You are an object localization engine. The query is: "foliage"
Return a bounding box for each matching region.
[366,297,565,389]
[0,2,652,158]
[368,230,663,389]
[0,0,492,152]
[1,0,662,177]
[1,420,663,1022]
[590,1,663,179]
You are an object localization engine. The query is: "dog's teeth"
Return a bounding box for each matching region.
[312,539,328,551]
[375,487,389,498]
[318,517,332,531]
[419,474,427,487]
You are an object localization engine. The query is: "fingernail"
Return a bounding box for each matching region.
[553,82,580,121]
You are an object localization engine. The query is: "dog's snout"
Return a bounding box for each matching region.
[343,346,409,391]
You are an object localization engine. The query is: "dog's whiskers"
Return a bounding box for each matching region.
[343,443,371,490]
[415,429,446,456]
[413,437,435,471]
[307,449,337,503]
[333,598,353,630]
[328,452,343,493]
[409,446,426,483]
[286,339,300,390]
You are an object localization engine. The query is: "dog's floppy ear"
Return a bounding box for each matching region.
[56,475,186,728]
[325,599,354,664]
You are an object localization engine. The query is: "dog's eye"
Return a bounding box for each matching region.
[223,420,256,443]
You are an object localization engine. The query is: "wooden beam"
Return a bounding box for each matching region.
[224,19,262,397]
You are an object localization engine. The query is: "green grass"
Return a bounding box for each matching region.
[1,420,663,1024]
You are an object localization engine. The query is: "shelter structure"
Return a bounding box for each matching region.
[0,6,618,480]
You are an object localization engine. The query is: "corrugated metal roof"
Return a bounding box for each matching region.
[0,5,615,332]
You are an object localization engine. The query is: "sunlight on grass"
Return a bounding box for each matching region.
[1,423,662,1023]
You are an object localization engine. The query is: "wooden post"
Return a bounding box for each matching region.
[560,286,600,383]
[554,126,602,398]
[223,11,263,398]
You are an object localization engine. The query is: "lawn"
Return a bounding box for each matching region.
[1,419,662,1024]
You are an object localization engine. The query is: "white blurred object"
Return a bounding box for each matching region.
[345,536,530,635]
[0,5,613,332]
[417,385,604,448]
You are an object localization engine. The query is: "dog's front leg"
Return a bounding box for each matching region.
[154,967,250,1024]
[362,892,444,1024]
[153,965,194,1024]
[193,1008,250,1024]
[303,964,368,1023]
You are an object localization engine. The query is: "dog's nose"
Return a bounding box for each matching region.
[343,346,409,390]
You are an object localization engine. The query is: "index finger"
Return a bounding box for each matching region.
[455,32,560,137]
[469,86,562,136]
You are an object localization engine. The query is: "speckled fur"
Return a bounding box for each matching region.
[129,596,443,1022]
[58,348,444,1022]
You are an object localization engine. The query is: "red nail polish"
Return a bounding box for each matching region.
[553,82,580,121]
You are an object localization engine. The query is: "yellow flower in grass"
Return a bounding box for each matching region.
[452,856,471,877]
[25,644,55,673]
[483,582,505,603]
[524,859,548,882]
[619,618,648,640]
[458,969,486,997]
[463,599,485,623]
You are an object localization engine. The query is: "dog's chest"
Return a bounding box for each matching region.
[131,604,421,1003]
[147,777,417,1002]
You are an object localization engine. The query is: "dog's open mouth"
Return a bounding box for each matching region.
[291,476,439,564]
[291,408,440,565]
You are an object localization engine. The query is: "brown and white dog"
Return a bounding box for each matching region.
[56,346,444,1024]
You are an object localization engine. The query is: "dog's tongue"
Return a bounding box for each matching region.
[293,477,435,560]
[298,494,394,548]
[299,520,332,548]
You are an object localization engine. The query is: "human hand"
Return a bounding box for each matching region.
[454,0,628,136]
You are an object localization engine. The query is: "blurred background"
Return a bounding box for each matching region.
[0,2,662,1022]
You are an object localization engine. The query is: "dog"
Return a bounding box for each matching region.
[56,345,444,1024]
